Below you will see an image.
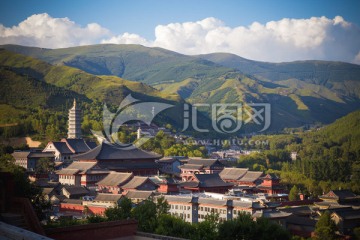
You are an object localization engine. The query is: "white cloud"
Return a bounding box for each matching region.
[101,32,149,45]
[149,16,360,63]
[1,13,360,63]
[0,13,110,48]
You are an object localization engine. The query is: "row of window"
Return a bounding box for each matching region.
[171,204,191,210]
[199,207,226,214]
[60,175,75,179]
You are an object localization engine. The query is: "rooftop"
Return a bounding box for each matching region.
[73,141,162,161]
[61,138,96,153]
[97,172,133,186]
[219,168,248,180]
[94,193,123,202]
[121,176,155,189]
[125,190,154,199]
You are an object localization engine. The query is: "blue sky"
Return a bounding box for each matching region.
[0,0,360,63]
[1,0,359,39]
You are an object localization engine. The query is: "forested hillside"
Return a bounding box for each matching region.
[2,44,360,131]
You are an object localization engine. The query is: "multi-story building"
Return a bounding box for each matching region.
[161,195,287,223]
[220,168,264,187]
[180,174,233,194]
[179,158,225,181]
[56,161,109,187]
[12,151,55,171]
[97,172,134,194]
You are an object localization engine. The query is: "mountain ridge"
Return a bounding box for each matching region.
[1,44,360,131]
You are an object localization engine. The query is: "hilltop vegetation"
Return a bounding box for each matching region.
[0,49,185,141]
[241,110,360,194]
[2,44,360,131]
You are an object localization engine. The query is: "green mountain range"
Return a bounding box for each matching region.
[1,44,360,133]
[0,48,185,134]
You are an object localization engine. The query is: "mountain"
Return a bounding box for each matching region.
[1,44,360,132]
[0,49,186,133]
[198,52,360,98]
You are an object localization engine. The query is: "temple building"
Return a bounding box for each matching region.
[72,141,161,176]
[179,158,225,181]
[68,99,82,139]
[43,100,96,162]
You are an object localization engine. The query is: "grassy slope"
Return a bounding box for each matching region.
[2,45,360,131]
[0,49,185,129]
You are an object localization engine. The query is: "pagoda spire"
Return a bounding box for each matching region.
[68,99,82,139]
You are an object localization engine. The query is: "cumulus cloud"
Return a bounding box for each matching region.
[101,32,149,45]
[149,16,360,63]
[1,13,360,63]
[0,13,110,48]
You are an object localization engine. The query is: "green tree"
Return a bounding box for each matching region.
[218,212,256,240]
[289,185,300,201]
[104,197,132,221]
[132,199,157,232]
[156,196,170,217]
[314,211,338,240]
[36,157,55,173]
[155,214,194,239]
[193,213,219,240]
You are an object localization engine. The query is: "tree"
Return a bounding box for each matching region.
[289,185,300,201]
[155,214,194,239]
[218,212,256,240]
[193,213,219,240]
[314,211,338,240]
[104,197,132,221]
[36,157,55,173]
[156,196,170,217]
[132,200,158,232]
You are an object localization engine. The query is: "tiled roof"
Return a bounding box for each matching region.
[73,142,161,161]
[62,186,90,196]
[232,200,253,208]
[125,190,154,199]
[238,171,264,182]
[179,164,204,170]
[97,161,158,170]
[28,152,55,158]
[321,190,358,199]
[163,195,193,203]
[56,168,80,175]
[158,157,179,163]
[94,193,122,202]
[286,215,316,226]
[12,151,55,159]
[12,151,30,158]
[253,209,292,219]
[194,174,234,188]
[62,199,83,204]
[97,172,133,186]
[219,168,248,180]
[61,138,93,153]
[261,173,280,180]
[331,208,360,220]
[187,158,223,168]
[198,198,228,206]
[51,142,73,154]
[56,161,97,175]
[122,176,154,189]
